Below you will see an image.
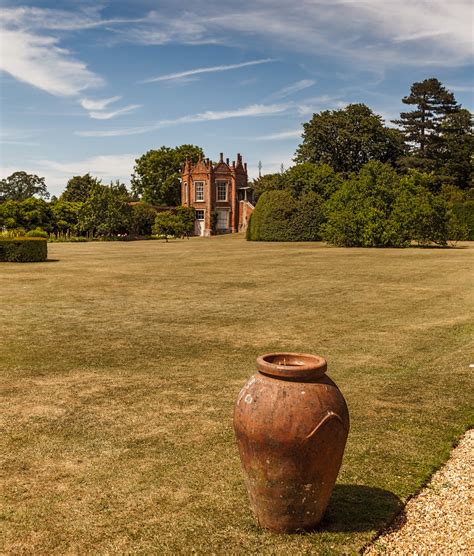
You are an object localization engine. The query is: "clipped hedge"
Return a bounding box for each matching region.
[452,201,474,240]
[246,190,324,241]
[0,238,48,262]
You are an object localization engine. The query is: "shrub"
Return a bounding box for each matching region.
[452,201,474,240]
[25,228,48,238]
[247,191,297,241]
[247,190,324,241]
[130,203,157,236]
[289,192,325,241]
[0,238,47,262]
[0,227,26,238]
[153,211,184,241]
[322,163,451,247]
[175,206,195,237]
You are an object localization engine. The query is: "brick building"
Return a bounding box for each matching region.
[181,153,254,236]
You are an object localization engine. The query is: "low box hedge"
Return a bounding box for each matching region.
[0,237,48,262]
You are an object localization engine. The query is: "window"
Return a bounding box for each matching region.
[195,210,205,221]
[184,182,188,204]
[216,181,228,201]
[194,181,204,201]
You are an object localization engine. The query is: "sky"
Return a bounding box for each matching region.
[0,0,473,197]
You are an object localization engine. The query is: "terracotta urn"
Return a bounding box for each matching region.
[233,353,349,532]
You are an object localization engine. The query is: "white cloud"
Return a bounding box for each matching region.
[80,96,122,111]
[140,59,275,84]
[1,154,137,196]
[254,129,302,141]
[0,6,144,32]
[88,104,142,120]
[0,28,103,96]
[446,84,474,93]
[32,154,137,196]
[37,154,136,177]
[129,0,473,67]
[269,79,316,100]
[77,103,291,137]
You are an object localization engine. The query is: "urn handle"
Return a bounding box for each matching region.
[301,411,348,445]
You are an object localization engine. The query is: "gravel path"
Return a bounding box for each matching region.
[365,429,473,556]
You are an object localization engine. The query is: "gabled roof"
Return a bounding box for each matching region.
[214,161,231,173]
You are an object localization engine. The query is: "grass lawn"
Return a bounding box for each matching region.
[1,235,473,555]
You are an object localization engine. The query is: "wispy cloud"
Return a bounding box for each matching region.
[88,104,142,120]
[446,84,474,93]
[0,28,103,96]
[253,129,302,141]
[0,7,136,120]
[80,97,122,111]
[127,0,472,67]
[76,103,291,137]
[140,59,275,84]
[269,79,315,100]
[37,154,137,177]
[1,154,137,197]
[0,128,44,146]
[0,6,145,32]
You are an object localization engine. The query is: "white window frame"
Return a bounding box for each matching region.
[183,182,188,204]
[195,209,205,221]
[216,181,228,202]
[194,181,205,202]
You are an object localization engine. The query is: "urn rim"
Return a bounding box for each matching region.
[256,352,327,379]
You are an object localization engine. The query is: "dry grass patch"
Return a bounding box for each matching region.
[1,236,473,554]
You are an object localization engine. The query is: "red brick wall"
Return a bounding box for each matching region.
[181,154,248,236]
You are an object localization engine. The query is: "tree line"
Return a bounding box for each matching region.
[0,172,198,240]
[0,145,202,239]
[249,78,473,246]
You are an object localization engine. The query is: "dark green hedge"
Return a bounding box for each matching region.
[452,201,474,240]
[0,238,48,262]
[246,190,324,241]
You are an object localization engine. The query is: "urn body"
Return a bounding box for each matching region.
[233,353,349,532]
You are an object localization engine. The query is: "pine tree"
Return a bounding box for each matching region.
[394,78,459,173]
[438,109,474,189]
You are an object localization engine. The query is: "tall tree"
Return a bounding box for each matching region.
[438,108,474,189]
[394,78,460,173]
[78,181,131,237]
[51,200,83,235]
[0,172,49,202]
[17,198,54,231]
[295,104,405,174]
[131,145,204,206]
[61,173,101,202]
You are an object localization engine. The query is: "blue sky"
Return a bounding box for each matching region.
[1,0,473,196]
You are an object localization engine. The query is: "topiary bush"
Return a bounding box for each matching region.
[289,192,325,241]
[247,190,297,241]
[247,190,324,241]
[0,238,47,262]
